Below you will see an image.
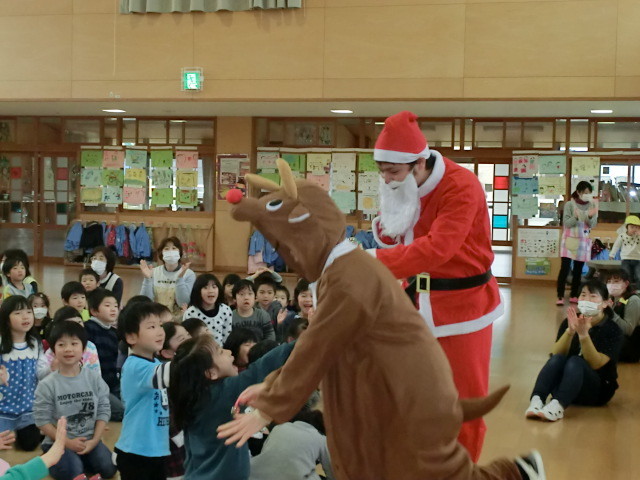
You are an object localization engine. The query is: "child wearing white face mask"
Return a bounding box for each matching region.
[139,236,195,317]
[89,246,123,305]
[526,280,623,422]
[556,181,598,306]
[28,293,51,339]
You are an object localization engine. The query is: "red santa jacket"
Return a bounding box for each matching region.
[373,152,503,338]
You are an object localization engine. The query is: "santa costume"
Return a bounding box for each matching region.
[370,111,504,462]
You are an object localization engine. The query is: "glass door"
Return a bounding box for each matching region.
[0,152,38,258]
[37,154,78,262]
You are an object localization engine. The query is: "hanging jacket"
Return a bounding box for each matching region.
[134,224,152,259]
[115,225,130,258]
[105,225,116,249]
[79,223,105,250]
[64,221,83,251]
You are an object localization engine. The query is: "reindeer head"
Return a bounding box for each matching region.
[228,159,347,282]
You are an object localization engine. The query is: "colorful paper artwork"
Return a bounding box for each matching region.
[330,191,356,214]
[517,228,560,258]
[123,186,147,205]
[176,151,198,169]
[257,151,279,170]
[125,149,147,168]
[102,150,125,168]
[571,157,600,176]
[538,176,565,196]
[151,188,173,206]
[358,194,379,214]
[80,187,102,204]
[331,171,355,191]
[512,196,538,218]
[152,169,173,188]
[258,172,281,185]
[176,171,198,188]
[101,169,124,187]
[102,186,123,204]
[358,153,377,172]
[512,155,538,178]
[358,171,379,194]
[538,155,566,174]
[177,189,198,207]
[281,153,303,172]
[80,150,102,168]
[331,152,356,172]
[124,168,147,187]
[151,150,173,168]
[81,169,102,187]
[307,174,330,191]
[307,153,331,175]
[512,177,539,195]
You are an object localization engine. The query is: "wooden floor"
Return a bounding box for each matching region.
[2,264,639,479]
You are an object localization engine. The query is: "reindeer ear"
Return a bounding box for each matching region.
[277,159,298,201]
[245,173,280,192]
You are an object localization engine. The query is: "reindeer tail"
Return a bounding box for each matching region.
[460,385,510,422]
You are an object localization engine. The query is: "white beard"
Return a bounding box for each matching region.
[378,173,420,237]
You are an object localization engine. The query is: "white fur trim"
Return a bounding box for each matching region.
[374,145,430,164]
[310,239,359,309]
[418,292,504,338]
[366,248,377,258]
[416,150,445,198]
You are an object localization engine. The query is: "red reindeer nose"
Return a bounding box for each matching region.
[226,189,244,204]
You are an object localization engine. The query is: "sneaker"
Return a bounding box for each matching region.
[525,395,544,419]
[89,476,103,480]
[515,450,546,480]
[569,297,579,304]
[72,476,87,480]
[555,298,564,306]
[537,399,564,422]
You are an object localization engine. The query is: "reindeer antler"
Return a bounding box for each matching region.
[245,173,281,192]
[277,158,298,200]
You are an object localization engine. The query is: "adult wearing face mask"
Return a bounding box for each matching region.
[89,246,123,304]
[556,181,598,305]
[605,269,640,362]
[525,280,623,422]
[368,111,502,462]
[139,236,195,316]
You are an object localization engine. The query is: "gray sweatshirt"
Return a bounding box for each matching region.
[249,421,334,480]
[231,308,275,341]
[34,367,111,446]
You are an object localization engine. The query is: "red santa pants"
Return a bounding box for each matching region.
[438,324,492,463]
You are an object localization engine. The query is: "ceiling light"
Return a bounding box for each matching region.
[591,109,612,114]
[375,121,385,125]
[102,109,126,113]
[330,109,353,114]
[170,120,187,123]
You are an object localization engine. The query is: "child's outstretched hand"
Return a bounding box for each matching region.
[41,417,67,468]
[0,430,15,450]
[217,409,272,448]
[0,365,9,386]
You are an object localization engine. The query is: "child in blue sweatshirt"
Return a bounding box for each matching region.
[168,335,294,480]
[114,302,171,480]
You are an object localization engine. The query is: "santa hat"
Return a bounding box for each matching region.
[374,111,430,164]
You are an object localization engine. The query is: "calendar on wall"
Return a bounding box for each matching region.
[517,228,560,258]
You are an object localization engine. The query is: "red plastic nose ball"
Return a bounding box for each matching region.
[226,189,244,204]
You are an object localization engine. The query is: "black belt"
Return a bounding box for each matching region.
[405,271,493,305]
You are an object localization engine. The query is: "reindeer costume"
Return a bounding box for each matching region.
[224,160,543,480]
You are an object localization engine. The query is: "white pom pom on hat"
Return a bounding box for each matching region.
[374,111,430,164]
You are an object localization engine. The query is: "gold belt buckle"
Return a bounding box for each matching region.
[416,273,430,293]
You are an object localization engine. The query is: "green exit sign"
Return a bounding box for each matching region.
[182,68,203,91]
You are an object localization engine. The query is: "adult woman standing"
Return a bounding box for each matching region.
[556,181,598,305]
[139,236,195,316]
